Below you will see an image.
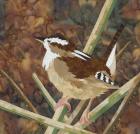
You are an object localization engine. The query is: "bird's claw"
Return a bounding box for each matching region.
[79,111,91,125]
[55,98,71,112]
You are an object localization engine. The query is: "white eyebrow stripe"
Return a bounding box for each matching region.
[74,50,91,58]
[71,52,87,60]
[45,37,68,46]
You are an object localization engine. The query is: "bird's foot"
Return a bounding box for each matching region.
[79,98,93,125]
[79,110,91,125]
[55,97,71,112]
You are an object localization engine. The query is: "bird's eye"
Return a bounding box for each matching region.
[48,40,50,43]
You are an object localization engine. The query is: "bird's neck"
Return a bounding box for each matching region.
[42,48,60,70]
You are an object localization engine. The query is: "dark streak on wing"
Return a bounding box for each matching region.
[75,51,91,60]
[103,74,106,82]
[97,72,101,79]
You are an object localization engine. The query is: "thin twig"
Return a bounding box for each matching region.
[116,42,130,59]
[32,73,56,110]
[0,51,8,60]
[0,69,38,113]
[103,84,140,134]
[0,100,94,134]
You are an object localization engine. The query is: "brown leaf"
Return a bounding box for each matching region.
[18,119,38,134]
[25,16,44,33]
[0,77,8,93]
[120,127,133,134]
[132,48,140,61]
[121,0,140,20]
[27,0,37,4]
[79,0,97,7]
[33,17,44,28]
[33,0,54,18]
[135,22,140,44]
[21,53,31,72]
[6,0,25,15]
[0,117,7,134]
[47,22,82,46]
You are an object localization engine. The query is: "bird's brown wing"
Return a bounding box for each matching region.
[59,56,110,79]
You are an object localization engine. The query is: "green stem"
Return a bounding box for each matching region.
[74,73,140,129]
[32,73,56,110]
[32,73,69,134]
[48,101,87,134]
[45,107,68,134]
[103,84,140,134]
[0,100,94,134]
[83,0,117,54]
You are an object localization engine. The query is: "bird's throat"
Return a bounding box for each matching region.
[42,49,60,70]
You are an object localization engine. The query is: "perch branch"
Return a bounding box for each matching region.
[0,100,94,134]
[58,100,88,134]
[103,85,140,134]
[45,106,68,134]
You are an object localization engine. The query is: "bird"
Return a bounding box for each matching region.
[35,24,124,123]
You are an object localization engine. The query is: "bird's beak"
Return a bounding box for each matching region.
[34,37,45,44]
[35,38,44,44]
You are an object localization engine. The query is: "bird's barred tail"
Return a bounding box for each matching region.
[104,24,125,60]
[95,72,114,85]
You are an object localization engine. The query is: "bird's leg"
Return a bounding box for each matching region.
[79,98,93,124]
[55,96,71,112]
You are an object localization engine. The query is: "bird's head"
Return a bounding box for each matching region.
[35,34,75,55]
